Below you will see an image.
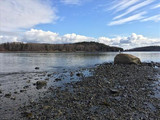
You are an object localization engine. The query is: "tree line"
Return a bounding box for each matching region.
[0,42,123,52]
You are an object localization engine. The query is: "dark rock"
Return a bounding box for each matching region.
[114,54,141,65]
[55,78,61,82]
[70,72,74,76]
[36,81,47,86]
[14,91,18,94]
[4,93,11,98]
[21,112,33,118]
[35,81,47,89]
[147,77,154,81]
[20,89,26,92]
[45,78,49,81]
[47,74,52,77]
[0,90,2,94]
[35,67,40,70]
[33,83,36,86]
[76,73,81,77]
[109,88,119,94]
[23,85,29,89]
[11,96,16,100]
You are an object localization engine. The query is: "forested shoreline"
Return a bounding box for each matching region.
[0,42,123,52]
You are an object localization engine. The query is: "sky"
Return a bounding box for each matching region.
[0,0,160,49]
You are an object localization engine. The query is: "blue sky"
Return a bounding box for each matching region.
[0,0,160,48]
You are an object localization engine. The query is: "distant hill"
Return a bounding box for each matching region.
[0,42,123,52]
[126,46,160,51]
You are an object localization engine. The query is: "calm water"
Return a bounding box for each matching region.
[0,52,160,73]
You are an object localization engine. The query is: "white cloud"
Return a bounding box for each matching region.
[98,33,160,49]
[0,0,58,31]
[152,3,160,9]
[62,33,95,43]
[142,14,160,22]
[22,29,61,43]
[0,29,159,49]
[108,12,146,26]
[114,0,154,20]
[107,0,160,25]
[0,36,19,43]
[22,29,94,44]
[109,0,128,11]
[114,0,140,13]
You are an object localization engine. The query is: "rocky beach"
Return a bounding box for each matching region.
[1,0,160,119]
[0,61,160,120]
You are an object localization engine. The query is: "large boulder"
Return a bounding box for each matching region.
[114,54,141,65]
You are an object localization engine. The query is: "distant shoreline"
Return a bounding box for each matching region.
[0,51,160,53]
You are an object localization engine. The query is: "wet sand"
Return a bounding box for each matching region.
[0,63,160,120]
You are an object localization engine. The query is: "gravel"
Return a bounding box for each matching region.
[18,63,160,120]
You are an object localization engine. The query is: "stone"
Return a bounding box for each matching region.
[11,96,16,100]
[4,93,11,98]
[76,73,81,77]
[45,78,49,81]
[21,112,33,118]
[35,67,40,70]
[26,80,30,83]
[36,81,47,86]
[47,74,52,77]
[20,89,26,92]
[55,78,61,82]
[23,85,29,89]
[35,81,47,89]
[43,105,51,110]
[109,88,119,94]
[114,54,141,65]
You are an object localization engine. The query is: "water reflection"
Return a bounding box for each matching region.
[0,52,160,73]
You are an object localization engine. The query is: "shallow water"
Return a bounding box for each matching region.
[0,67,93,119]
[0,52,160,74]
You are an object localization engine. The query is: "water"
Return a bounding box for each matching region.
[0,52,160,73]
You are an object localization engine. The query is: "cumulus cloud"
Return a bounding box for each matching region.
[0,29,159,49]
[21,29,94,44]
[0,36,19,43]
[0,0,58,31]
[62,33,95,43]
[22,29,61,43]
